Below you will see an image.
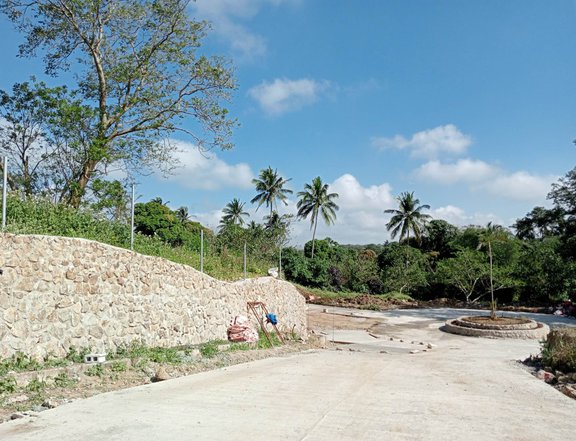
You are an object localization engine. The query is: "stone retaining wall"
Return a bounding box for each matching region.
[0,234,307,359]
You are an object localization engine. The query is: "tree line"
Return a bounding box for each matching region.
[279,167,576,306]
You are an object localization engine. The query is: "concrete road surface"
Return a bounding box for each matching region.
[1,306,575,441]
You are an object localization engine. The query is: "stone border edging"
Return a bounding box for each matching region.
[443,317,550,340]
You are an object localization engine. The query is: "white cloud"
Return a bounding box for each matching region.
[189,209,225,232]
[165,140,254,190]
[416,158,557,202]
[372,124,472,159]
[431,205,503,227]
[191,0,297,59]
[248,78,331,116]
[415,159,497,184]
[288,174,396,245]
[329,174,394,210]
[482,171,556,201]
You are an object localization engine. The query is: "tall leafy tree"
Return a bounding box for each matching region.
[90,178,130,222]
[377,243,429,295]
[513,206,564,240]
[263,212,293,246]
[1,0,236,207]
[0,81,63,196]
[421,219,458,259]
[296,176,339,258]
[549,167,576,215]
[384,191,431,244]
[547,167,576,258]
[250,166,292,215]
[220,198,249,227]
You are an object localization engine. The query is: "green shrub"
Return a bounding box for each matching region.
[541,328,576,373]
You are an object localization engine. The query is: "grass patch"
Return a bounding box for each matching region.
[379,291,415,302]
[114,342,185,364]
[295,285,414,302]
[294,284,366,300]
[199,341,224,359]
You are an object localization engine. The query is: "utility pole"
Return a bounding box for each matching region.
[130,183,135,250]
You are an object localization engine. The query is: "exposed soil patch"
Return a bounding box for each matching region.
[462,316,532,326]
[307,308,386,331]
[453,316,537,331]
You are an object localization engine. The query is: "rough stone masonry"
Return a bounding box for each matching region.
[0,234,307,360]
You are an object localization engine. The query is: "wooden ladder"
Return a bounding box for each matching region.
[247,301,285,346]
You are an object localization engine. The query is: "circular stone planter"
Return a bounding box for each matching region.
[443,316,550,339]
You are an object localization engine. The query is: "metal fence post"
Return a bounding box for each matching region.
[1,157,7,230]
[244,241,247,279]
[130,183,135,250]
[279,246,282,280]
[200,229,204,273]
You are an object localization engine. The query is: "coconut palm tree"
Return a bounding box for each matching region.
[384,191,431,244]
[175,206,193,223]
[297,177,339,258]
[221,198,249,226]
[250,166,293,216]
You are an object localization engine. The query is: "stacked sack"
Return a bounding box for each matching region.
[227,315,259,343]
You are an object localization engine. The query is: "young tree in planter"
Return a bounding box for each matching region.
[1,0,236,207]
[478,223,511,319]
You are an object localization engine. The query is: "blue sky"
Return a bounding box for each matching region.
[1,0,575,245]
